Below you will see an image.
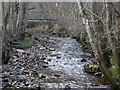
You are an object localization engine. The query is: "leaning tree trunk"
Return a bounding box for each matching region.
[104,3,120,87]
[104,3,119,65]
[116,2,120,86]
[77,1,118,89]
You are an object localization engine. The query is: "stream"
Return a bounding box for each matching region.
[2,36,110,89]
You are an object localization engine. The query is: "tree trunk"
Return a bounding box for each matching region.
[0,2,2,87]
[2,2,7,64]
[104,3,120,87]
[2,2,11,64]
[0,2,3,65]
[77,1,118,89]
[14,2,19,38]
[18,2,28,40]
[10,2,19,39]
[105,3,119,65]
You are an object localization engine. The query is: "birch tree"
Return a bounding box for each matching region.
[102,2,120,87]
[77,1,119,88]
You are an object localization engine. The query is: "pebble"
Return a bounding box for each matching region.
[34,37,39,41]
[40,75,46,79]
[32,71,39,77]
[47,58,51,62]
[44,61,49,64]
[23,70,29,75]
[94,72,102,76]
[49,48,55,51]
[54,74,60,77]
[25,81,29,86]
[16,49,24,53]
[81,58,87,62]
[50,51,59,56]
[3,78,9,82]
[41,57,46,60]
[64,85,71,90]
[42,64,49,68]
[56,56,61,59]
[2,36,108,89]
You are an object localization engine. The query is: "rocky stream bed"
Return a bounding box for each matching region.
[1,36,110,90]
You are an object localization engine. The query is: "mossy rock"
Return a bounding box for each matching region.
[84,62,101,73]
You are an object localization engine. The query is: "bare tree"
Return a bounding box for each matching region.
[77,1,120,88]
[18,2,28,40]
[2,2,11,64]
[1,2,28,64]
[0,2,3,64]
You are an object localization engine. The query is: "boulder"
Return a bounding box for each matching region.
[84,63,101,73]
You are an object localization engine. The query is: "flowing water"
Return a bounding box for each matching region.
[2,36,110,89]
[41,37,109,88]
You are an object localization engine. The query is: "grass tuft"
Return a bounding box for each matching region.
[17,39,33,48]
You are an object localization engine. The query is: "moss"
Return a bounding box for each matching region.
[9,48,14,57]
[78,34,91,52]
[4,12,9,27]
[30,25,49,30]
[109,65,119,80]
[51,29,60,34]
[11,39,33,49]
[110,56,117,65]
[17,39,33,49]
[109,56,119,80]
